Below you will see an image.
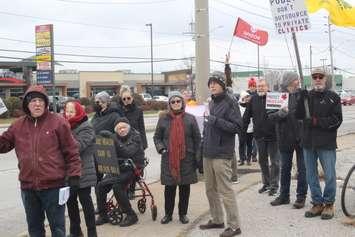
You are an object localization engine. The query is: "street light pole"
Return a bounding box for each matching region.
[146,23,154,94]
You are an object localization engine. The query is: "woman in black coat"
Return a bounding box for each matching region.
[118,85,148,150]
[153,91,201,225]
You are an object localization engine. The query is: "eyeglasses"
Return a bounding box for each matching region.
[122,97,132,101]
[170,99,182,104]
[312,75,324,80]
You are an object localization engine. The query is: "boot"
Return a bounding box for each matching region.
[95,215,109,226]
[160,215,172,224]
[305,204,324,218]
[293,198,306,209]
[179,215,189,224]
[120,213,138,227]
[67,228,83,237]
[321,204,335,220]
[270,196,290,206]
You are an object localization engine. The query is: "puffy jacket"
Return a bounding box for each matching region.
[295,89,342,149]
[0,86,81,190]
[72,119,97,188]
[118,100,148,149]
[243,94,277,141]
[91,105,121,134]
[203,92,242,159]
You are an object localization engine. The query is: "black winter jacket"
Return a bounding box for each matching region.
[91,106,121,134]
[268,92,302,152]
[203,92,242,159]
[118,101,148,150]
[295,89,342,150]
[243,94,277,141]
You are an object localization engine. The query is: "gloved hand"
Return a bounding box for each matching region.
[68,176,80,193]
[99,130,112,138]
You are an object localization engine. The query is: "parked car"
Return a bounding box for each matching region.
[339,90,355,106]
[140,93,153,101]
[48,96,75,112]
[153,95,169,102]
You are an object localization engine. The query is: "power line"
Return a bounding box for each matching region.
[334,48,355,60]
[56,0,177,5]
[0,36,192,49]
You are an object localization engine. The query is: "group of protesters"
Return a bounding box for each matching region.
[0,57,343,237]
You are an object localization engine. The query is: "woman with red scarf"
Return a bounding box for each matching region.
[64,101,97,237]
[154,91,201,225]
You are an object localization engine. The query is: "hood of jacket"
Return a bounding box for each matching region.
[22,85,49,116]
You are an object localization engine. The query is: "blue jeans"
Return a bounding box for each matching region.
[279,144,307,199]
[303,148,337,204]
[21,188,65,237]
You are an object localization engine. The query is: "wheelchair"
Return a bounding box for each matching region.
[105,158,158,225]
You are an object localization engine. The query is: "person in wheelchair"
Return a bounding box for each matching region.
[95,117,145,227]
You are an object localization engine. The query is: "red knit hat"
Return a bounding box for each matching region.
[248,77,256,88]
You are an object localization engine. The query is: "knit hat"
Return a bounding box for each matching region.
[25,91,47,104]
[280,71,299,91]
[95,91,110,103]
[248,77,257,88]
[208,72,226,90]
[311,67,326,76]
[114,117,130,127]
[168,91,185,111]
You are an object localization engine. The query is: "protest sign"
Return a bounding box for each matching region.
[0,97,8,115]
[266,92,289,110]
[95,135,120,175]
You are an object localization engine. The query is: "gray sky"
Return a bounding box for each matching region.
[0,0,354,76]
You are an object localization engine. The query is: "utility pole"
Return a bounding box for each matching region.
[309,44,312,75]
[327,16,335,90]
[146,23,154,95]
[320,58,327,69]
[194,0,210,103]
[183,19,196,98]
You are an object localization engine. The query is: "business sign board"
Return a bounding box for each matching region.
[35,24,53,84]
[269,0,311,34]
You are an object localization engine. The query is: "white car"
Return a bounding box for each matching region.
[140,93,152,101]
[153,95,169,102]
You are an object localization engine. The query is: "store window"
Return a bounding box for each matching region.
[67,88,79,98]
[10,87,24,97]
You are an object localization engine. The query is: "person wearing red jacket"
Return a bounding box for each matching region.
[0,85,81,237]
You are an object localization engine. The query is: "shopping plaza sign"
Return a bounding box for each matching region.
[35,25,53,84]
[269,0,311,34]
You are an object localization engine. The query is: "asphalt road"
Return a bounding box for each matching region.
[1,105,355,236]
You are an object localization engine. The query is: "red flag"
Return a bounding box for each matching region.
[233,18,268,46]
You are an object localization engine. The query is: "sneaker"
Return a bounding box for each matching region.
[219,227,242,237]
[231,176,239,184]
[199,220,225,230]
[270,196,290,206]
[120,213,138,227]
[95,215,109,226]
[268,188,278,196]
[321,204,335,220]
[305,204,324,218]
[293,198,306,209]
[258,185,269,194]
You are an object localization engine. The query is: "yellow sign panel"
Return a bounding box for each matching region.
[36,55,51,62]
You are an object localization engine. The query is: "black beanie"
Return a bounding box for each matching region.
[208,74,226,89]
[25,92,47,105]
[114,117,130,127]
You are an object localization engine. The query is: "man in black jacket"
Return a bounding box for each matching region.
[295,67,342,220]
[199,73,243,237]
[268,72,307,208]
[243,79,280,196]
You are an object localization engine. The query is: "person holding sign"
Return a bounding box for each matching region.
[154,91,201,225]
[243,79,280,196]
[95,117,144,227]
[64,101,97,237]
[268,72,307,209]
[295,67,342,220]
[0,85,81,237]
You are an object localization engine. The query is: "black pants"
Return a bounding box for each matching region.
[164,184,190,216]
[67,187,97,237]
[97,171,136,217]
[239,132,254,162]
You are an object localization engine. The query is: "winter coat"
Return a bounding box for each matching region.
[203,92,242,159]
[0,86,81,190]
[112,128,145,169]
[243,94,277,141]
[295,89,342,150]
[72,119,97,188]
[118,101,148,149]
[268,92,302,152]
[154,112,201,185]
[91,105,121,134]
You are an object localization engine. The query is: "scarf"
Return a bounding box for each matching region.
[168,111,186,181]
[64,101,87,129]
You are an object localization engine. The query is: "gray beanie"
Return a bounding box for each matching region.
[168,91,185,110]
[95,91,110,103]
[280,71,299,91]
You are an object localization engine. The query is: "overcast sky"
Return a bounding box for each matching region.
[1,0,354,76]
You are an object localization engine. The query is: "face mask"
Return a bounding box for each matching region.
[94,104,102,113]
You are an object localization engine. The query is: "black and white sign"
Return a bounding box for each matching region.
[95,135,120,175]
[0,97,8,115]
